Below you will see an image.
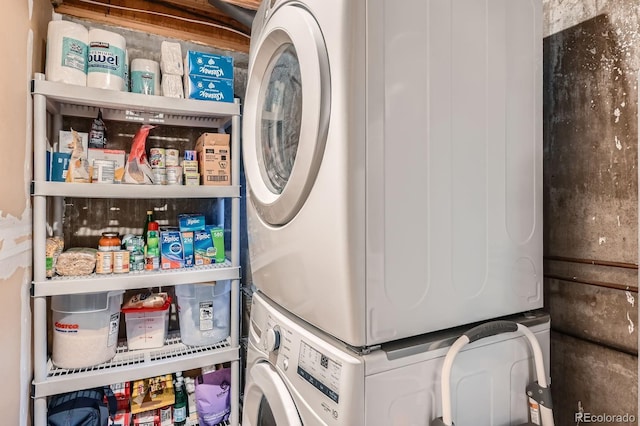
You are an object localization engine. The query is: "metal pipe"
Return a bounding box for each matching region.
[208,0,255,29]
[545,255,638,270]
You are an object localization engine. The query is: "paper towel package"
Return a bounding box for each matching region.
[130,58,161,95]
[87,28,127,91]
[161,41,184,76]
[184,51,233,80]
[161,74,184,98]
[184,75,233,102]
[45,20,89,86]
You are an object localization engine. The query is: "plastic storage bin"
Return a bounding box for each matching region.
[122,296,172,350]
[51,290,124,369]
[176,281,230,346]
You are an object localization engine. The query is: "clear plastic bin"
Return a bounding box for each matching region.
[51,290,124,369]
[122,296,171,350]
[176,281,230,346]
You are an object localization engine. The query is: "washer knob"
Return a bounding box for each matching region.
[263,327,281,352]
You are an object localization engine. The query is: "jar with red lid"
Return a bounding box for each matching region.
[98,232,122,252]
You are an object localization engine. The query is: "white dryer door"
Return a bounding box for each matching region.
[243,3,330,226]
[243,361,303,426]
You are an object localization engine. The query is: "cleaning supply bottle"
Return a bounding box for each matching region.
[174,372,187,426]
[145,221,159,270]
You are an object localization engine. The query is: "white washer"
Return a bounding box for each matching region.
[243,0,544,347]
[243,291,551,426]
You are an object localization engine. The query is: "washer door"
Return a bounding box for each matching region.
[243,3,330,226]
[243,361,303,426]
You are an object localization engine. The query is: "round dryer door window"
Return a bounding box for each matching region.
[243,362,303,426]
[243,3,330,226]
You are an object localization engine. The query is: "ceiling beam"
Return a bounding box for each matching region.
[53,0,251,52]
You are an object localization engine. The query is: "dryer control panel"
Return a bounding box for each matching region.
[251,292,365,425]
[297,341,341,403]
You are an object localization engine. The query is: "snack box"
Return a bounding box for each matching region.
[131,375,174,414]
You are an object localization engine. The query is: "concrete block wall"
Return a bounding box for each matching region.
[543,0,639,423]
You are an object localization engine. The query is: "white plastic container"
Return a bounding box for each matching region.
[122,296,171,350]
[51,290,124,369]
[176,281,230,346]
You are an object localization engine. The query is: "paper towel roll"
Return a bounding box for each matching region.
[161,41,184,76]
[45,21,88,86]
[161,74,184,99]
[87,28,127,91]
[131,58,161,95]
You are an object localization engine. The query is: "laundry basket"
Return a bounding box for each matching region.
[431,321,554,426]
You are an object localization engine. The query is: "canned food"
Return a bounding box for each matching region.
[130,251,145,271]
[166,165,183,185]
[150,147,166,168]
[113,251,130,273]
[166,148,180,166]
[95,251,113,274]
[152,168,166,185]
[98,232,121,251]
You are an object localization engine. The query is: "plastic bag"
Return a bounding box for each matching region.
[123,125,155,184]
[195,367,231,426]
[65,128,90,183]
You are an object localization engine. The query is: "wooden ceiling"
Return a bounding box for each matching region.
[51,0,261,52]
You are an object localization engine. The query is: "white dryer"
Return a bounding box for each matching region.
[243,291,551,426]
[243,0,543,347]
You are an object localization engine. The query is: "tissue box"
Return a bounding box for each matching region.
[195,133,231,186]
[184,75,233,102]
[184,50,233,80]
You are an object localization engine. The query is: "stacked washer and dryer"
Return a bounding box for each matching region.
[240,0,548,425]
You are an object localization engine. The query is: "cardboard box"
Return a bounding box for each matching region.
[160,230,184,269]
[131,375,174,415]
[193,230,215,266]
[50,152,71,182]
[178,214,205,231]
[88,148,126,182]
[195,133,230,186]
[181,231,194,267]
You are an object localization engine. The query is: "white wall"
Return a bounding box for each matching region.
[0,0,51,424]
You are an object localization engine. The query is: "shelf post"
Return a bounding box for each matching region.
[32,77,50,423]
[229,99,241,426]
